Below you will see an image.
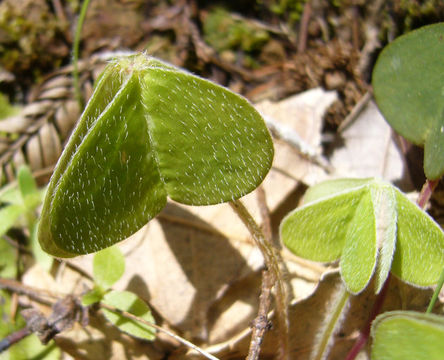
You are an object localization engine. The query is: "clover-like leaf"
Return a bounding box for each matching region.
[93,246,125,290]
[0,204,24,238]
[102,290,156,341]
[280,178,444,294]
[373,23,444,180]
[38,54,273,257]
[371,311,444,360]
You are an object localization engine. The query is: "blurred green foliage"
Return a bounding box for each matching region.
[0,93,19,120]
[203,7,270,67]
[257,0,306,23]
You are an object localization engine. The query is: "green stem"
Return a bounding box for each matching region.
[312,284,350,360]
[72,0,91,109]
[229,199,289,359]
[426,266,444,313]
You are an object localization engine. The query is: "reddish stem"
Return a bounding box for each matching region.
[344,274,391,360]
[417,179,439,209]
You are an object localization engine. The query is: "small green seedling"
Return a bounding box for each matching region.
[373,22,444,180]
[38,53,274,257]
[82,246,156,341]
[280,178,444,294]
[0,166,44,238]
[371,311,444,360]
[0,166,51,270]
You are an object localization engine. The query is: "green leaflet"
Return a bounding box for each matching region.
[280,178,444,294]
[93,246,125,290]
[371,311,444,360]
[372,23,444,179]
[38,54,273,257]
[102,290,156,341]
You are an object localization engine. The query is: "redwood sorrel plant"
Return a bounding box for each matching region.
[33,20,444,360]
[280,23,444,360]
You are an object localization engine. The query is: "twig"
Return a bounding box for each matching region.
[0,328,31,353]
[351,6,361,50]
[99,302,220,360]
[297,0,312,53]
[0,277,58,306]
[247,270,273,360]
[229,200,289,360]
[246,187,274,360]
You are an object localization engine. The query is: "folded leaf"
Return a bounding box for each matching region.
[38,54,273,257]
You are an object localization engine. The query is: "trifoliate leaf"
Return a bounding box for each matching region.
[280,178,444,294]
[39,54,273,257]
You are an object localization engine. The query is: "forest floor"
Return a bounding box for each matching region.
[1,1,444,359]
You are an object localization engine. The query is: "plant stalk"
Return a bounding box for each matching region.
[426,266,444,313]
[312,284,349,360]
[229,199,289,359]
[417,179,443,314]
[345,274,391,360]
[72,0,91,109]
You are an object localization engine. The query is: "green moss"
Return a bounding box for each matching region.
[258,0,306,24]
[203,7,270,54]
[0,0,68,79]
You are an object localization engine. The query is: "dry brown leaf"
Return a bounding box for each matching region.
[180,270,436,360]
[330,100,407,184]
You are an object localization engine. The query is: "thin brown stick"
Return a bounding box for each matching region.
[297,0,312,53]
[0,277,58,306]
[230,200,289,360]
[247,270,273,360]
[245,187,274,360]
[99,302,220,360]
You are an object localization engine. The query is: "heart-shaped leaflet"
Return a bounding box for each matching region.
[38,54,274,257]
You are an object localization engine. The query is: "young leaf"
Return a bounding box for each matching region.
[6,334,60,360]
[102,290,156,341]
[38,54,274,257]
[17,165,43,211]
[0,204,25,238]
[17,165,37,200]
[82,286,105,306]
[371,311,444,360]
[280,178,444,294]
[93,246,125,289]
[372,23,444,180]
[0,238,18,278]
